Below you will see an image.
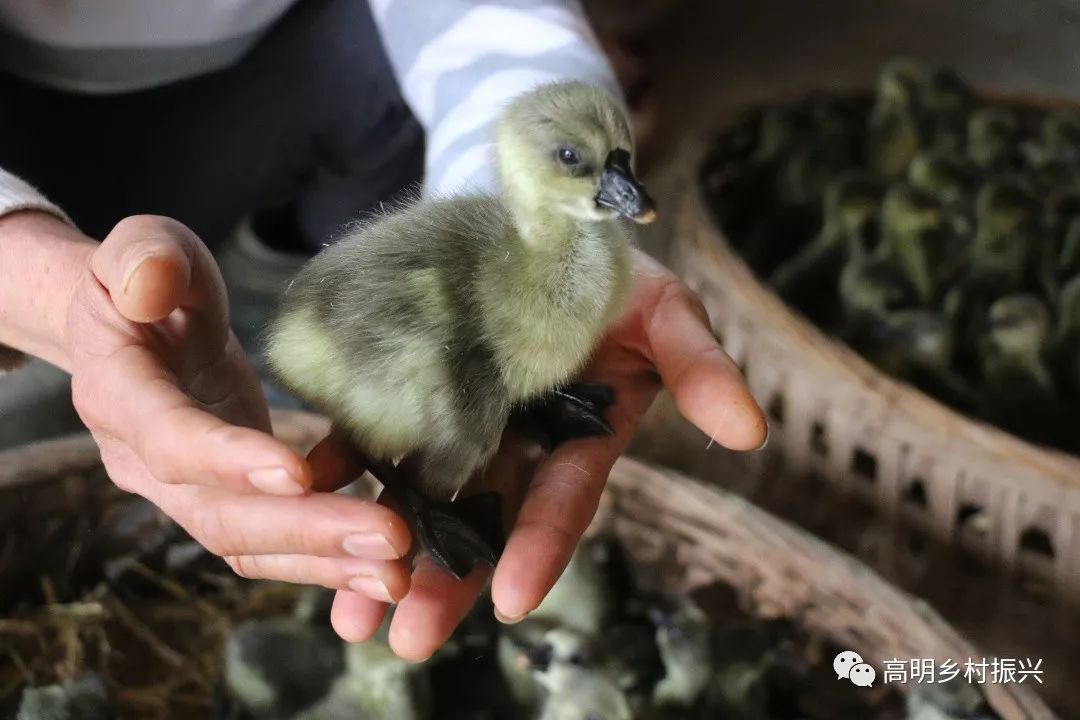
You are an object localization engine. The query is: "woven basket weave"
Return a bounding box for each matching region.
[0,410,1056,718]
[670,184,1080,603]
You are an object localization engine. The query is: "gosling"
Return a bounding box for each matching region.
[266,81,655,579]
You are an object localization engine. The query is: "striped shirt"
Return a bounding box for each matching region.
[0,0,619,217]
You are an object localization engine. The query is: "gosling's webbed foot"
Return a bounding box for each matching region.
[513,382,616,452]
[368,462,506,580]
[414,490,506,580]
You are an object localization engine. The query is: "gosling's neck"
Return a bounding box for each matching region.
[499,182,629,304]
[499,179,599,258]
[505,189,583,252]
[485,156,632,399]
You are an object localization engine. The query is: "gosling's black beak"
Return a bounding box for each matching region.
[595,149,657,224]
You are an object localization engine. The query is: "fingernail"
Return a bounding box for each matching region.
[495,607,527,624]
[756,423,771,452]
[122,253,155,294]
[343,532,401,560]
[248,467,304,495]
[349,574,394,602]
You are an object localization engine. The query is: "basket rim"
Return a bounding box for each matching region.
[678,182,1080,489]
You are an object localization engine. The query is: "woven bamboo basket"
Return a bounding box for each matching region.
[670,142,1080,604]
[0,410,1057,718]
[629,0,1080,611]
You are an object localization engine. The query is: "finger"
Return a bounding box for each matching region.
[491,439,618,622]
[331,591,388,643]
[92,215,228,332]
[307,431,370,493]
[388,560,489,662]
[141,479,411,560]
[222,555,410,601]
[644,279,767,451]
[490,362,658,621]
[75,344,311,495]
[472,430,545,529]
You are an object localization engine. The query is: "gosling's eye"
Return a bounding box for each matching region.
[557,146,581,166]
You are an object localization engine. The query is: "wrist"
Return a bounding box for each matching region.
[0,210,95,371]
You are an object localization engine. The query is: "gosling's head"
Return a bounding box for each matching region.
[822,173,883,240]
[907,150,975,206]
[497,80,656,224]
[985,295,1050,354]
[874,58,925,109]
[882,184,945,243]
[975,179,1037,234]
[649,603,711,705]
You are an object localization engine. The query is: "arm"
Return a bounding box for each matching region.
[0,171,82,372]
[370,0,621,194]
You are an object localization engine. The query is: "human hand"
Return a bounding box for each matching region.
[53,214,413,603]
[320,248,767,660]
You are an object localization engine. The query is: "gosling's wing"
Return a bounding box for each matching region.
[286,194,511,366]
[265,194,511,456]
[288,194,508,322]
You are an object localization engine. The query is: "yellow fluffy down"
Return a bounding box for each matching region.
[266,308,454,460]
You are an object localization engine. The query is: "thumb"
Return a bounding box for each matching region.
[91,215,212,324]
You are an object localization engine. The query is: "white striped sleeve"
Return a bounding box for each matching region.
[0,169,71,225]
[369,0,622,196]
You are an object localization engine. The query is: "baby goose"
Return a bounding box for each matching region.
[907,150,977,208]
[979,295,1058,426]
[16,675,109,720]
[650,601,712,710]
[971,179,1039,292]
[226,616,346,718]
[529,535,623,635]
[1040,109,1080,165]
[838,250,916,335]
[266,81,655,578]
[770,173,882,302]
[701,623,776,720]
[310,626,432,720]
[967,107,1019,170]
[921,67,974,154]
[906,679,994,720]
[532,635,633,720]
[867,60,927,179]
[866,309,981,414]
[498,625,596,710]
[880,184,964,304]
